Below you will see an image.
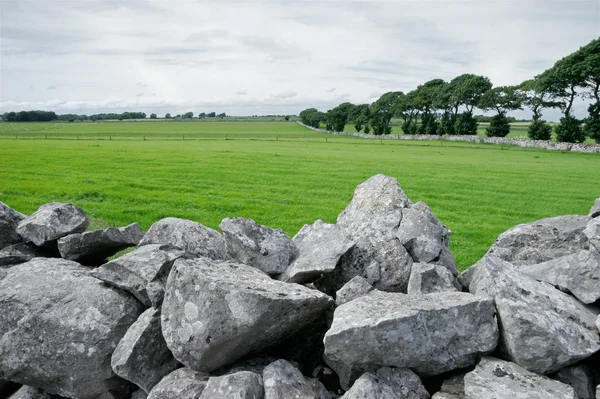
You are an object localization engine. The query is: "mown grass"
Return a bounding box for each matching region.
[1,121,598,270]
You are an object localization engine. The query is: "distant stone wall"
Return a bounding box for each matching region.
[297,121,600,153]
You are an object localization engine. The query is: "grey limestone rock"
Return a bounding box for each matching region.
[553,364,595,399]
[463,357,576,399]
[335,276,374,306]
[8,386,55,399]
[57,223,144,265]
[139,217,227,260]
[486,215,592,266]
[0,258,144,399]
[589,198,600,218]
[220,217,298,275]
[111,307,180,393]
[91,244,187,307]
[520,249,600,304]
[16,203,88,247]
[147,368,208,399]
[431,374,465,399]
[407,262,461,295]
[131,390,147,399]
[324,290,498,378]
[340,367,429,399]
[278,220,354,283]
[0,202,26,249]
[584,218,600,252]
[161,257,333,372]
[469,255,600,374]
[200,371,264,399]
[0,242,56,266]
[262,360,331,399]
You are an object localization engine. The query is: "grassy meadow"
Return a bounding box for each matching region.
[1,120,599,270]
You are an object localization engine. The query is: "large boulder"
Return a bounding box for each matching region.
[324,291,498,378]
[463,357,576,399]
[262,360,331,399]
[486,215,592,266]
[0,258,144,398]
[200,371,264,399]
[553,365,595,399]
[8,386,54,399]
[589,198,600,218]
[219,217,298,275]
[340,367,429,399]
[161,257,333,372]
[0,243,56,267]
[407,262,460,295]
[469,255,600,374]
[57,223,144,265]
[278,220,354,283]
[0,202,25,249]
[147,368,208,399]
[138,217,227,260]
[335,276,374,306]
[520,249,600,304]
[91,244,187,307]
[15,203,88,247]
[111,308,180,394]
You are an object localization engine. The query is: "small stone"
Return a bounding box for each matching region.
[200,371,264,399]
[8,386,54,399]
[584,218,600,252]
[589,198,600,218]
[147,368,209,399]
[0,202,26,249]
[341,367,429,399]
[553,364,594,399]
[432,374,466,399]
[16,202,88,247]
[335,276,374,306]
[407,262,460,294]
[262,360,331,399]
[0,242,56,267]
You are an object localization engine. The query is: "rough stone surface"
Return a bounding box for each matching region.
[9,386,55,399]
[162,257,333,372]
[520,249,600,304]
[91,244,187,307]
[584,218,600,252]
[139,217,227,260]
[131,390,147,399]
[147,368,208,399]
[0,242,56,266]
[486,215,592,266]
[432,374,465,399]
[111,308,180,393]
[340,367,429,399]
[590,198,600,218]
[15,203,88,247]
[0,258,144,398]
[278,220,354,283]
[57,223,144,265]
[397,201,456,273]
[324,290,498,378]
[262,360,331,399]
[220,217,298,275]
[0,202,25,249]
[463,357,576,399]
[553,365,595,399]
[469,255,600,374]
[200,371,264,399]
[335,276,374,306]
[407,262,461,295]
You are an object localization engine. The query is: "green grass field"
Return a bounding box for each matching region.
[1,120,598,270]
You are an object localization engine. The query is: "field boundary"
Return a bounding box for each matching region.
[296,122,600,154]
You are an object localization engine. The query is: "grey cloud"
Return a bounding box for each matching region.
[136,93,144,97]
[236,90,248,95]
[271,91,297,100]
[47,86,57,91]
[326,88,336,92]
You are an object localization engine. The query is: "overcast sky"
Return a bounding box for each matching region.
[1,0,599,119]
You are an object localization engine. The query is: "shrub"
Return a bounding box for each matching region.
[555,116,585,143]
[528,120,552,140]
[485,114,510,137]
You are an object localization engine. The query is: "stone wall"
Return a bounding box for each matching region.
[1,176,600,398]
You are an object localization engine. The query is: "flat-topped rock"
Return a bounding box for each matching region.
[200,371,263,399]
[407,262,460,294]
[0,242,56,267]
[147,368,208,399]
[16,203,88,247]
[0,202,26,249]
[335,276,374,306]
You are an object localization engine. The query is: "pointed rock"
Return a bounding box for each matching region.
[0,242,57,267]
[335,276,374,306]
[407,262,461,294]
[341,367,429,399]
[0,258,144,398]
[200,371,264,399]
[278,220,354,283]
[262,360,331,399]
[161,258,333,372]
[0,202,26,250]
[147,368,208,399]
[16,203,88,247]
[138,217,227,260]
[469,255,600,374]
[91,244,187,307]
[589,198,600,218]
[463,357,576,399]
[220,217,298,275]
[324,291,498,378]
[57,223,144,265]
[111,308,180,393]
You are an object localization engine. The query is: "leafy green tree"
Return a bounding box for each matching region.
[555,115,586,143]
[299,108,324,128]
[415,79,445,135]
[350,104,371,132]
[577,38,600,143]
[165,113,171,119]
[478,86,523,137]
[199,112,206,118]
[284,115,290,121]
[395,91,419,135]
[454,111,478,135]
[370,92,403,135]
[324,102,354,132]
[518,77,560,140]
[207,112,216,118]
[150,113,157,119]
[183,112,194,119]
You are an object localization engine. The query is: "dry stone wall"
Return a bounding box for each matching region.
[1,176,600,398]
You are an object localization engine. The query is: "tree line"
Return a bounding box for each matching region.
[300,37,599,143]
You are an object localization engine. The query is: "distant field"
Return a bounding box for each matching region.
[1,120,598,269]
